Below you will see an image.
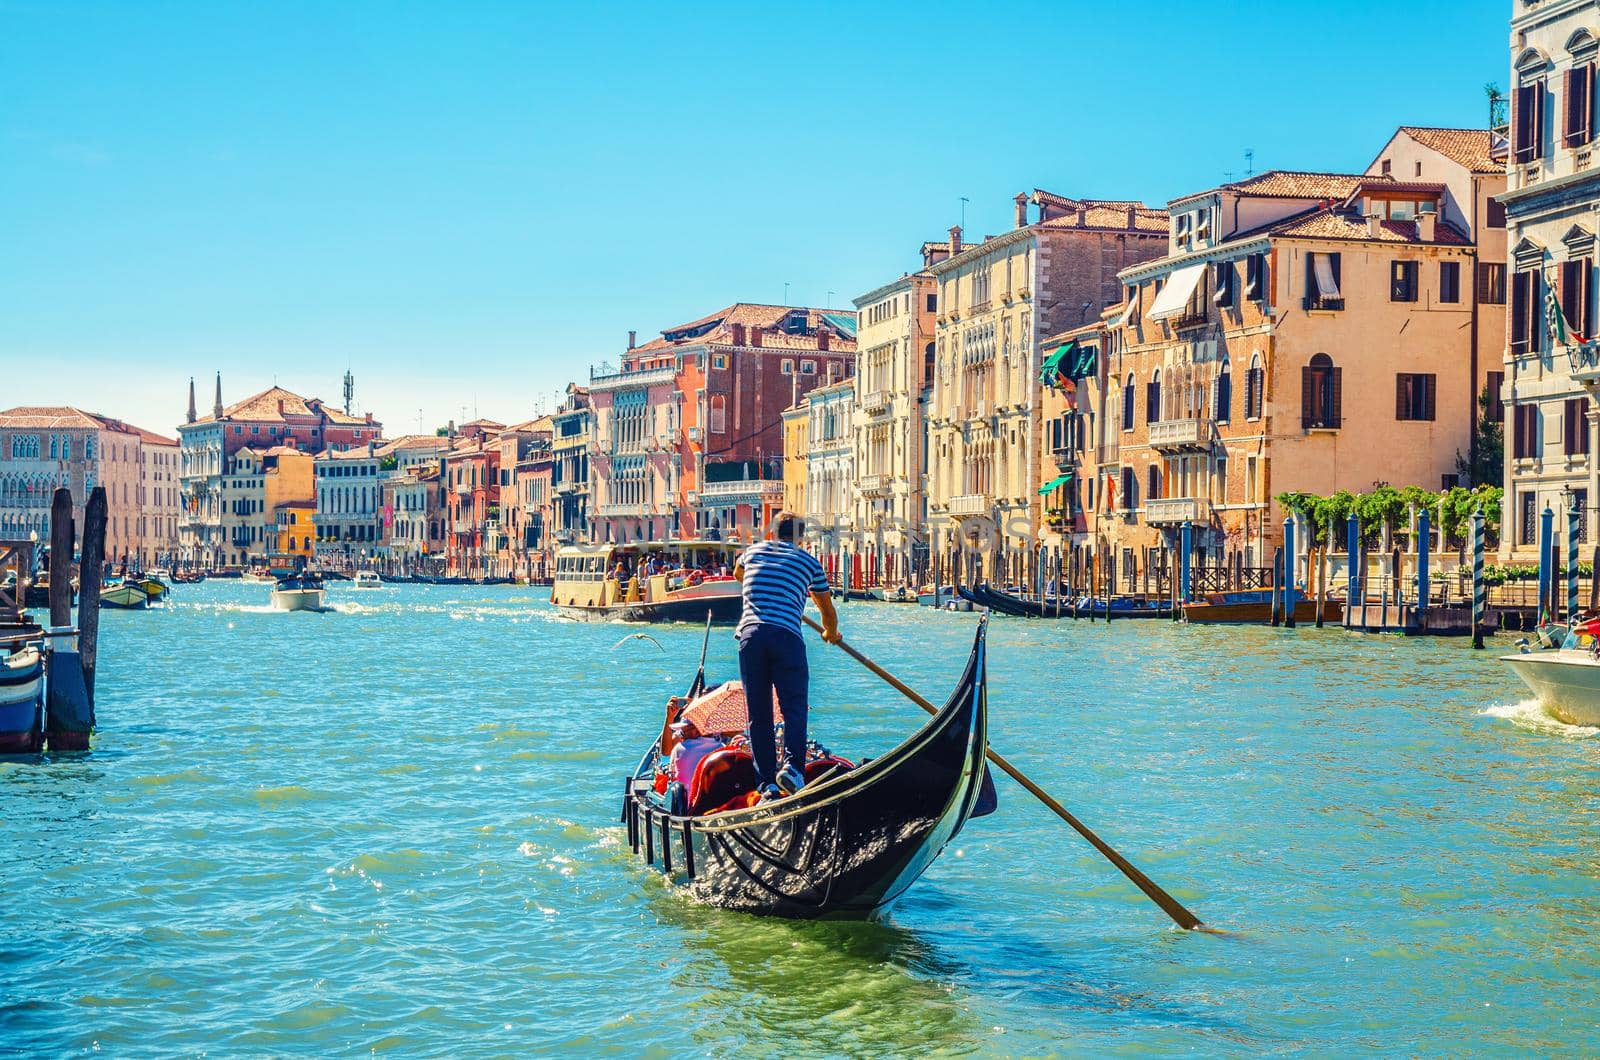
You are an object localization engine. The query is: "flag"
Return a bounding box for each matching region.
[1547,274,1588,348]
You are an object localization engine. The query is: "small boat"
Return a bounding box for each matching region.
[352,571,383,589]
[147,568,172,581]
[0,646,44,754]
[1184,590,1342,625]
[240,570,276,585]
[130,574,169,602]
[1503,619,1600,725]
[552,540,743,623]
[270,574,327,613]
[916,586,956,606]
[620,619,993,918]
[100,581,151,610]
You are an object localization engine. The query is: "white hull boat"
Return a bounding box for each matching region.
[352,572,382,589]
[1501,648,1600,726]
[270,587,326,613]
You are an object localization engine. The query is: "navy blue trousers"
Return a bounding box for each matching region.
[737,625,809,789]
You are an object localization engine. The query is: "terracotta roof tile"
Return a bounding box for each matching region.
[1032,190,1169,233]
[1271,209,1472,245]
[1399,127,1502,174]
[0,406,109,430]
[629,303,859,355]
[1218,171,1368,200]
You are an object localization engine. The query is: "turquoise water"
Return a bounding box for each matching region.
[2,581,1594,1054]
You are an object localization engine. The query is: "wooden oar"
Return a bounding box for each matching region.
[803,614,1205,932]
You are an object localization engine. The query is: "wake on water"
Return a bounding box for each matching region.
[1481,698,1600,738]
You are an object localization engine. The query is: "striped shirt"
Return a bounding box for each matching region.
[735,540,829,640]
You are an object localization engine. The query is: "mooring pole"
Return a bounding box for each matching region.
[79,487,107,708]
[1472,509,1486,649]
[1568,505,1581,622]
[1417,507,1431,628]
[1270,546,1283,627]
[48,488,74,629]
[1283,516,1297,628]
[1538,504,1554,622]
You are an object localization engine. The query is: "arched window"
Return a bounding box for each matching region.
[710,395,727,434]
[1146,369,1162,426]
[1245,353,1265,419]
[1302,353,1341,429]
[1122,375,1135,431]
[1215,361,1232,423]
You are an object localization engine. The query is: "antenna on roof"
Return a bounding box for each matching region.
[826,290,834,309]
[960,196,970,230]
[783,281,791,306]
[343,370,354,416]
[1245,149,1255,177]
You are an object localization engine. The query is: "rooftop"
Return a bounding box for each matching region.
[626,303,859,356]
[1398,126,1502,174]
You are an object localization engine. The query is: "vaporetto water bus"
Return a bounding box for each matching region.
[551,540,743,623]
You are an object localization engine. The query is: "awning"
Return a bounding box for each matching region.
[1038,342,1075,385]
[1066,344,1097,380]
[1311,254,1342,298]
[1146,262,1207,322]
[1038,473,1073,495]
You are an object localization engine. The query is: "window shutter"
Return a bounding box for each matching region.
[1331,367,1343,428]
[1532,270,1545,352]
[1424,374,1436,422]
[1302,366,1315,429]
[1584,258,1594,335]
[1396,375,1408,420]
[1587,63,1597,144]
[1331,253,1342,293]
[1567,67,1579,145]
[1538,81,1549,158]
[1511,271,1529,353]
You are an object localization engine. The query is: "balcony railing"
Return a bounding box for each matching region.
[1148,417,1209,451]
[554,481,579,495]
[859,473,891,496]
[949,493,990,516]
[1145,497,1206,525]
[1302,295,1344,312]
[588,365,677,390]
[1568,343,1600,383]
[970,400,990,421]
[1171,305,1209,330]
[1095,440,1121,466]
[597,502,649,517]
[698,480,783,503]
[861,390,890,415]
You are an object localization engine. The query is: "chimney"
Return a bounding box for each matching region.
[817,329,830,352]
[186,377,197,424]
[366,412,374,424]
[628,330,637,349]
[1418,206,1438,242]
[1366,208,1383,238]
[949,224,962,258]
[731,322,746,346]
[278,398,286,414]
[1076,207,1086,227]
[367,440,375,456]
[751,327,764,347]
[1014,193,1029,229]
[1126,205,1136,229]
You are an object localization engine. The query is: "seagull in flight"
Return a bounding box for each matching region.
[613,632,664,651]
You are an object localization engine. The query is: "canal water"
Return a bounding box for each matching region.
[2,581,1594,1054]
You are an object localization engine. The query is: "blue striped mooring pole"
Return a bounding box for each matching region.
[1538,504,1554,621]
[1346,512,1360,605]
[1417,508,1431,622]
[1471,508,1486,649]
[1179,521,1193,604]
[1283,515,1297,628]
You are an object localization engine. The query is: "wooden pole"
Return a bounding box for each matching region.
[803,614,1205,931]
[1270,546,1282,626]
[79,487,107,708]
[49,488,74,628]
[1315,547,1327,628]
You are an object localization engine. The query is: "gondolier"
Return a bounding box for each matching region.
[734,511,839,801]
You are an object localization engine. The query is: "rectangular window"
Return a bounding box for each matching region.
[1566,397,1591,455]
[1560,257,1593,336]
[1395,373,1437,421]
[1304,252,1342,310]
[1515,78,1549,163]
[1510,269,1544,355]
[1578,488,1591,544]
[1245,365,1265,420]
[1566,62,1595,148]
[1486,371,1506,424]
[1514,403,1541,459]
[1478,262,1507,304]
[1486,198,1507,229]
[1439,261,1461,304]
[800,360,816,375]
[1211,261,1236,308]
[781,359,794,375]
[926,294,936,312]
[1242,254,1268,301]
[1390,260,1419,302]
[1522,490,1538,546]
[712,354,727,370]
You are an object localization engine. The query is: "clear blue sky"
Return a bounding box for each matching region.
[1,0,1509,437]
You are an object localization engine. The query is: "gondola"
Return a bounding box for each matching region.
[969,583,1036,618]
[619,618,992,919]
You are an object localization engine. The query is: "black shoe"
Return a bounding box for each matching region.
[776,763,806,795]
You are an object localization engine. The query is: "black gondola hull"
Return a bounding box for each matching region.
[622,620,989,919]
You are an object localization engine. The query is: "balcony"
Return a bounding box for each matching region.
[1145,497,1206,525]
[860,390,890,416]
[1148,418,1209,452]
[1302,295,1344,312]
[949,493,990,517]
[859,473,891,497]
[1095,440,1121,467]
[452,519,472,534]
[1051,445,1077,469]
[687,426,703,443]
[1171,305,1209,331]
[597,503,649,517]
[1568,344,1600,386]
[698,480,783,505]
[554,481,579,495]
[589,365,677,390]
[970,400,990,421]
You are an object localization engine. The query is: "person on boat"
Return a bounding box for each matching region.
[733,511,840,801]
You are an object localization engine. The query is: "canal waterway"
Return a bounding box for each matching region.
[2,580,1596,1054]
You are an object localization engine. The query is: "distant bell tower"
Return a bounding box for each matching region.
[186,377,197,424]
[213,372,223,419]
[343,370,354,416]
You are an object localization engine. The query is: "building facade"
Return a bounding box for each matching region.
[926,194,1169,572]
[804,379,857,552]
[314,444,387,571]
[852,262,937,561]
[1501,1,1600,559]
[550,386,592,548]
[589,306,856,545]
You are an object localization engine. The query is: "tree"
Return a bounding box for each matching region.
[1455,384,1504,488]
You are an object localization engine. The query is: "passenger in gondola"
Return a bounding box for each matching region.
[734,511,839,801]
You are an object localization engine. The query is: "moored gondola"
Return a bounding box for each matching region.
[620,618,992,919]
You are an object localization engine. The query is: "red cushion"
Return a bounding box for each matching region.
[689,748,756,815]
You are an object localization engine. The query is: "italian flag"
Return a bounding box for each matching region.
[1548,278,1588,347]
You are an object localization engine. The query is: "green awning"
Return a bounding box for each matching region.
[1038,342,1075,385]
[1066,344,1098,380]
[1038,473,1073,495]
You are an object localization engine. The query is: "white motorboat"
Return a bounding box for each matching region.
[270,574,327,613]
[1501,645,1600,726]
[352,571,382,589]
